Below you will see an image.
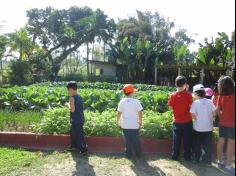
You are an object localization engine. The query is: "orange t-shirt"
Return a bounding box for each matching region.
[217,94,235,128]
[168,91,193,123]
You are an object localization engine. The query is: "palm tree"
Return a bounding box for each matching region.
[8,28,33,61]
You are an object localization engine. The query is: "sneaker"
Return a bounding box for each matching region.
[171,156,179,161]
[192,159,200,164]
[217,161,225,169]
[224,166,235,175]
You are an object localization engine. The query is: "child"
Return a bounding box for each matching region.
[212,84,220,127]
[117,84,143,158]
[190,84,217,164]
[205,87,214,99]
[168,76,193,161]
[67,81,88,154]
[216,76,235,175]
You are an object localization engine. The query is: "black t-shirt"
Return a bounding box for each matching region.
[70,94,84,124]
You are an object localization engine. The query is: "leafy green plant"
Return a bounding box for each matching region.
[33,108,173,139]
[33,108,70,135]
[0,84,172,112]
[0,110,41,131]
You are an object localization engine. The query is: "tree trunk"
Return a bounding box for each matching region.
[103,42,106,62]
[0,59,2,70]
[19,44,23,61]
[49,43,82,81]
[65,57,68,75]
[86,42,90,76]
[91,41,94,74]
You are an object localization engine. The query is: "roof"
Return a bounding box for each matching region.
[89,60,121,66]
[156,64,227,71]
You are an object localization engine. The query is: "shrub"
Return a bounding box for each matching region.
[33,108,173,139]
[8,60,32,86]
[33,108,70,134]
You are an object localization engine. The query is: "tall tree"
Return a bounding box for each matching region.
[8,28,33,61]
[0,35,8,70]
[26,6,115,79]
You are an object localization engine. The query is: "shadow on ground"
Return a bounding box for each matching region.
[71,151,96,176]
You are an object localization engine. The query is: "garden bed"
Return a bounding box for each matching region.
[0,132,172,154]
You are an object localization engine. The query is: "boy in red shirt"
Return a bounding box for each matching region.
[168,76,193,161]
[216,76,235,175]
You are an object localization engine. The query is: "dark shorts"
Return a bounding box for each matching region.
[219,126,235,139]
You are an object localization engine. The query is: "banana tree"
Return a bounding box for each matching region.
[8,28,34,61]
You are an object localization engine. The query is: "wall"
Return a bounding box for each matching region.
[92,62,116,76]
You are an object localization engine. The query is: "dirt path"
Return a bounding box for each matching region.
[15,152,228,176]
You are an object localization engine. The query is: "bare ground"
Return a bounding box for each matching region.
[11,152,229,176]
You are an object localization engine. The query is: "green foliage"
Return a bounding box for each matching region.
[33,108,173,139]
[196,32,235,67]
[0,147,41,176]
[26,6,115,78]
[33,108,70,134]
[0,83,174,112]
[0,110,41,131]
[8,60,33,86]
[0,35,7,62]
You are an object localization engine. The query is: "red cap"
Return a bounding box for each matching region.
[123,84,137,94]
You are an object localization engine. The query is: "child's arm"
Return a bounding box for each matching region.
[69,97,75,113]
[117,112,122,127]
[138,111,143,129]
[191,113,197,120]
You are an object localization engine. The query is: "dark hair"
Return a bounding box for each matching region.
[218,76,235,96]
[66,81,77,90]
[195,90,206,98]
[175,76,187,87]
[124,92,132,96]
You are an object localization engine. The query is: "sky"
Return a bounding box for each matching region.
[0,0,235,51]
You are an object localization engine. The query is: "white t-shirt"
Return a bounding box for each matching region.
[117,97,143,129]
[190,98,217,132]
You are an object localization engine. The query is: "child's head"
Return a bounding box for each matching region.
[205,87,214,99]
[193,84,206,99]
[67,81,78,96]
[218,76,235,96]
[175,76,188,89]
[123,84,136,97]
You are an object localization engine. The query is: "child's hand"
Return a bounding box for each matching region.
[65,102,70,108]
[186,84,189,91]
[117,120,121,127]
[139,122,142,129]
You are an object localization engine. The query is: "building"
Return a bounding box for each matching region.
[89,60,119,77]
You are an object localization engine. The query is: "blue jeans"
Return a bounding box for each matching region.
[172,122,193,160]
[123,129,142,157]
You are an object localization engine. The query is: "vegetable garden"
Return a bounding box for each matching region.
[0,82,175,138]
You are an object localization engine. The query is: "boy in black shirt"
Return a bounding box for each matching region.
[67,81,88,154]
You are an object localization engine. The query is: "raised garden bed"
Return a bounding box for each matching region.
[0,132,172,154]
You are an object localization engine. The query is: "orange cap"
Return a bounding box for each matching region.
[123,84,137,94]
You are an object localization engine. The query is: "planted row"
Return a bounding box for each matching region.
[0,86,169,113]
[36,108,173,139]
[32,82,175,92]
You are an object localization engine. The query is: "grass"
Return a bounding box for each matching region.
[0,147,42,176]
[0,147,229,176]
[0,111,42,132]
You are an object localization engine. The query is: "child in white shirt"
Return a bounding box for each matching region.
[190,84,217,164]
[117,84,143,158]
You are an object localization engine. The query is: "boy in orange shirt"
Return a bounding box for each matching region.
[168,76,193,161]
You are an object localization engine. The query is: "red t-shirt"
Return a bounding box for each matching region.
[168,91,193,123]
[212,92,219,106]
[217,94,235,128]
